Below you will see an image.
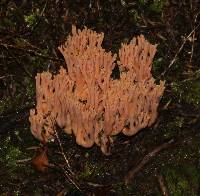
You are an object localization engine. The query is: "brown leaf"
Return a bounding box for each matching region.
[32,147,49,173]
[56,188,69,196]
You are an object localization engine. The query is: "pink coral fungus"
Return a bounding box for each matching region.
[29,26,165,155]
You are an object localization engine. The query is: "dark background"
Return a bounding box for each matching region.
[0,0,200,195]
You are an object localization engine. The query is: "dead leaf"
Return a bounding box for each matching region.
[56,188,69,196]
[32,147,49,172]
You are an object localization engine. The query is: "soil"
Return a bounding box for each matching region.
[0,1,200,195]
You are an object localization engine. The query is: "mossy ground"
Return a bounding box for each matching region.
[0,0,200,195]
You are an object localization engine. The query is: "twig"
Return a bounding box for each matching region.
[17,158,32,163]
[189,12,199,64]
[59,165,82,192]
[0,76,6,79]
[124,133,200,185]
[43,117,82,191]
[1,44,33,78]
[124,138,176,185]
[161,23,200,77]
[87,182,105,187]
[189,28,196,65]
[155,172,169,196]
[0,42,63,62]
[0,74,14,80]
[40,0,48,17]
[54,128,74,175]
[48,161,82,191]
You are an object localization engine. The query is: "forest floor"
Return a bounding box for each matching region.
[0,1,200,195]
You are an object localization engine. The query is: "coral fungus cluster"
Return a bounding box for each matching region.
[29,26,165,154]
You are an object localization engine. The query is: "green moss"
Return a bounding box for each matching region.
[14,38,30,48]
[138,0,148,6]
[0,135,35,193]
[163,116,185,138]
[163,165,200,196]
[76,160,105,181]
[138,0,166,12]
[77,162,95,179]
[0,76,34,116]
[149,0,166,13]
[171,79,200,105]
[0,137,22,170]
[0,94,32,116]
[168,116,184,129]
[129,9,139,23]
[183,80,200,105]
[24,13,38,28]
[24,77,35,99]
[0,98,12,115]
[113,182,136,195]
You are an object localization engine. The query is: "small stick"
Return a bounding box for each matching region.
[124,138,175,185]
[189,28,196,65]
[189,12,199,64]
[0,75,14,80]
[155,172,169,196]
[16,158,32,163]
[53,123,81,191]
[161,23,200,78]
[59,164,82,191]
[44,117,82,191]
[54,128,74,175]
[0,43,63,62]
[1,44,33,78]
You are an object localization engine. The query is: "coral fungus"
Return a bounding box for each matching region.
[29,26,165,155]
